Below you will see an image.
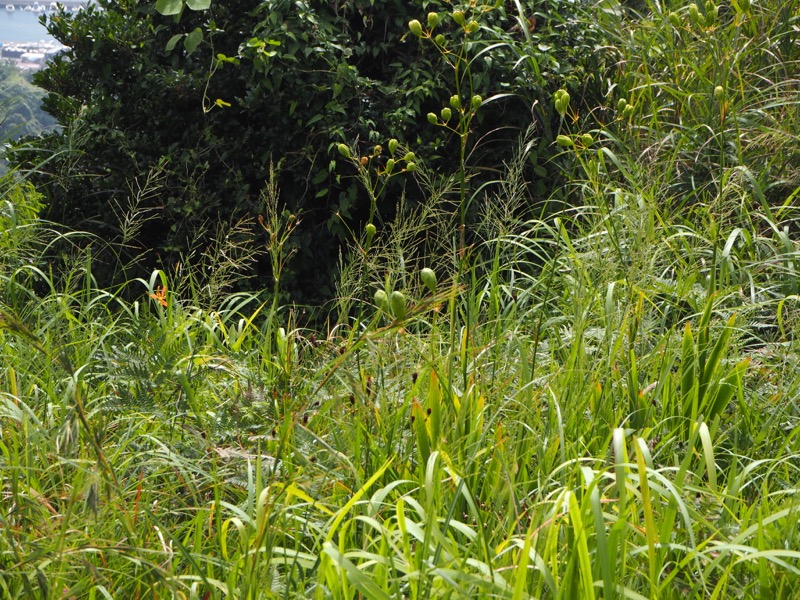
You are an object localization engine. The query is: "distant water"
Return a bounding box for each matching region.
[0,9,55,43]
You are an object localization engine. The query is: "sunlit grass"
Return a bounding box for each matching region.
[2,0,800,597]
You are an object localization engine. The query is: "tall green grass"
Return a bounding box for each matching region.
[2,0,800,597]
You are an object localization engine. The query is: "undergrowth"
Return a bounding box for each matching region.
[1,0,799,597]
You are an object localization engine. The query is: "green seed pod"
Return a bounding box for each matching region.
[623,103,635,117]
[441,107,452,121]
[668,11,681,26]
[714,85,725,100]
[688,3,705,26]
[452,10,465,25]
[435,33,446,46]
[581,133,594,147]
[555,92,570,116]
[450,94,462,110]
[420,268,437,293]
[385,158,396,174]
[337,143,350,158]
[427,112,438,124]
[388,139,399,155]
[465,20,480,33]
[408,19,423,37]
[365,223,377,241]
[617,98,627,112]
[404,151,416,162]
[705,1,717,24]
[390,291,407,320]
[374,289,390,313]
[471,95,483,110]
[556,135,574,147]
[406,162,417,172]
[554,89,567,102]
[427,12,439,28]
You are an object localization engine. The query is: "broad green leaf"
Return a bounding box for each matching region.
[185,0,211,9]
[155,0,183,16]
[184,28,203,55]
[165,34,184,52]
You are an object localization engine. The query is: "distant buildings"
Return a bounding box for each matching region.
[0,41,65,71]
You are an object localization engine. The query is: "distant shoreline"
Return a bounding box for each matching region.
[0,39,66,71]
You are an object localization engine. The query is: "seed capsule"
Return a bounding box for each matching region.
[617,98,628,112]
[435,34,446,46]
[337,143,350,158]
[365,223,376,241]
[554,91,570,116]
[388,138,399,155]
[471,95,483,109]
[420,268,437,293]
[403,151,416,162]
[441,107,452,121]
[581,133,594,147]
[390,291,407,320]
[385,158,395,174]
[452,10,465,25]
[374,289,390,313]
[714,85,724,100]
[408,19,423,37]
[406,162,417,172]
[465,20,480,33]
[556,135,574,147]
[450,94,461,109]
[705,1,717,24]
[427,112,438,124]
[427,12,439,28]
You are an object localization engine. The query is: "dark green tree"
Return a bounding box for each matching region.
[9,0,608,301]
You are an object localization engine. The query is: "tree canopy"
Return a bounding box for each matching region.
[10,0,607,301]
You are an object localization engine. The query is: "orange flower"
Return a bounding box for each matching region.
[149,286,168,307]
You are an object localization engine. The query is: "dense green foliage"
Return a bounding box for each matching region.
[8,0,607,300]
[1,0,800,597]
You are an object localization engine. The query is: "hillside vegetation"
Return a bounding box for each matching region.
[1,0,799,598]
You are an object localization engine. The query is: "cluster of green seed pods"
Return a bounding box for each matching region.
[374,289,407,321]
[427,94,482,127]
[556,133,593,148]
[554,89,570,116]
[340,140,417,173]
[617,97,635,118]
[373,268,437,322]
[687,2,717,27]
[408,9,479,40]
